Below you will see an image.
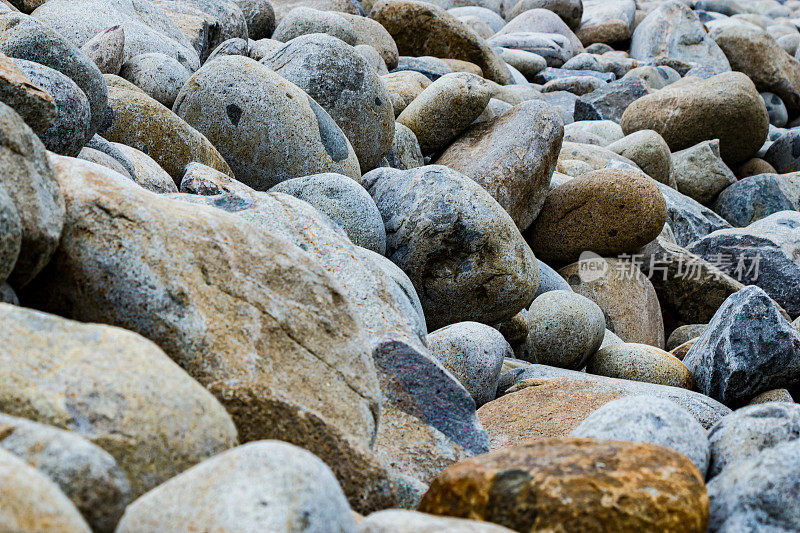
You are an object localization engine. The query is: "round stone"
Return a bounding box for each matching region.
[119,52,190,108]
[586,342,695,389]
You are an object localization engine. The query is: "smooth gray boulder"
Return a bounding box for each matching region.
[0,185,21,285]
[119,52,190,108]
[79,25,125,75]
[573,77,649,123]
[272,6,357,44]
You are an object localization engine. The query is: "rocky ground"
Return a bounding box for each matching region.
[0,0,798,531]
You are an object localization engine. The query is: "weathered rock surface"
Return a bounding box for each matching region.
[0,50,56,134]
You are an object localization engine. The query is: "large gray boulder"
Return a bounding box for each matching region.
[657,181,732,247]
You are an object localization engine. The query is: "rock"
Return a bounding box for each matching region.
[713,26,800,114]
[79,144,133,180]
[506,0,583,30]
[179,162,253,195]
[623,64,681,90]
[542,74,606,95]
[356,44,389,75]
[272,0,362,21]
[435,100,563,231]
[736,157,777,179]
[80,25,125,75]
[174,55,360,188]
[630,1,730,73]
[392,55,453,81]
[339,13,399,70]
[686,211,800,317]
[231,0,275,39]
[749,389,794,404]
[115,441,358,533]
[0,12,107,138]
[667,325,707,351]
[0,50,56,134]
[657,182,732,247]
[671,139,738,205]
[0,184,20,284]
[534,66,614,85]
[571,396,710,476]
[764,129,800,173]
[762,92,788,127]
[526,169,667,264]
[524,290,605,369]
[683,286,800,405]
[559,258,665,347]
[417,438,708,532]
[606,129,674,186]
[708,402,800,479]
[0,413,131,533]
[397,72,490,155]
[497,48,546,78]
[556,140,640,175]
[576,0,635,46]
[573,76,649,123]
[102,86,232,183]
[0,102,64,288]
[112,144,179,193]
[586,343,695,389]
[206,37,253,62]
[0,447,91,533]
[621,72,769,165]
[563,119,624,146]
[360,509,515,532]
[269,173,386,254]
[23,156,393,513]
[363,165,539,330]
[707,439,800,533]
[494,8,582,57]
[261,33,394,172]
[499,364,732,428]
[84,134,138,179]
[380,122,424,170]
[12,59,91,156]
[272,6,357,44]
[539,89,577,123]
[119,52,190,108]
[428,322,510,406]
[449,6,504,32]
[382,70,430,116]
[713,172,800,227]
[488,32,573,67]
[370,0,513,85]
[0,302,237,498]
[532,258,571,298]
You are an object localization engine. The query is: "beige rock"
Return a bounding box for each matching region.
[382,70,431,117]
[113,144,178,193]
[586,342,695,389]
[606,129,674,186]
[0,50,55,134]
[361,509,515,532]
[80,25,125,75]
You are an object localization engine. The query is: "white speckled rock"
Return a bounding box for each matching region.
[80,25,125,75]
[120,52,190,108]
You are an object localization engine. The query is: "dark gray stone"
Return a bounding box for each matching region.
[533,66,615,84]
[762,92,788,127]
[12,59,91,156]
[0,184,20,285]
[573,77,649,123]
[686,211,800,317]
[0,283,17,305]
[683,286,800,405]
[86,135,138,182]
[372,340,490,454]
[713,172,800,227]
[764,129,800,174]
[657,181,732,247]
[540,90,577,124]
[707,439,800,533]
[708,402,800,479]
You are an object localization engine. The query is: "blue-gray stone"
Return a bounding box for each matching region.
[686,211,800,316]
[533,67,615,84]
[707,439,800,533]
[713,172,800,227]
[683,286,800,405]
[657,182,732,247]
[573,77,649,123]
[532,259,572,299]
[762,92,788,127]
[764,129,800,173]
[391,56,453,82]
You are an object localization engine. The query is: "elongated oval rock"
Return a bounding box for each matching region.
[363,165,539,330]
[174,55,361,188]
[621,72,769,165]
[526,168,667,264]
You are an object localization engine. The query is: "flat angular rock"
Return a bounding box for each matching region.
[657,181,732,247]
[573,76,649,123]
[764,129,800,173]
[683,286,800,405]
[713,172,800,227]
[672,139,738,205]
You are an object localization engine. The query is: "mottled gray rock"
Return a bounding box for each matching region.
[174,55,360,188]
[85,134,138,182]
[78,147,134,180]
[502,364,732,429]
[487,32,572,67]
[687,211,800,317]
[657,181,732,247]
[683,286,800,405]
[525,290,605,369]
[436,100,563,231]
[0,448,91,533]
[116,441,358,533]
[534,66,614,84]
[708,402,800,480]
[392,55,453,82]
[0,50,56,135]
[573,76,648,123]
[606,129,674,186]
[80,25,125,75]
[12,59,91,156]
[397,72,490,155]
[571,396,710,476]
[112,144,179,193]
[707,439,800,533]
[630,1,730,72]
[119,52,190,108]
[623,65,681,91]
[231,0,275,39]
[541,74,605,95]
[532,258,571,299]
[0,12,107,138]
[764,129,800,173]
[0,102,64,288]
[495,8,582,57]
[179,162,250,195]
[361,509,515,532]
[355,44,389,75]
[428,322,511,406]
[667,324,706,351]
[363,165,539,330]
[380,122,423,170]
[586,343,695,389]
[262,33,394,171]
[269,173,387,254]
[0,413,131,533]
[0,184,21,285]
[672,139,738,205]
[563,119,623,146]
[339,13,399,70]
[507,0,583,30]
[272,6,357,44]
[762,92,788,127]
[206,37,253,62]
[713,172,800,227]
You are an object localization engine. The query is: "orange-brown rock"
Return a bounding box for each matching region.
[417,438,709,533]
